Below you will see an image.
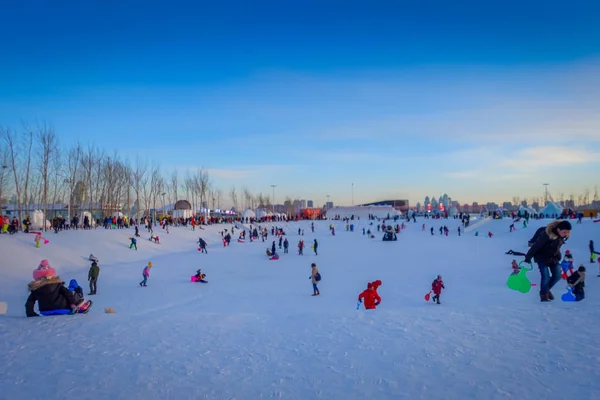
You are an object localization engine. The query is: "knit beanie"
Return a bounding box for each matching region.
[556,220,572,231]
[33,259,56,280]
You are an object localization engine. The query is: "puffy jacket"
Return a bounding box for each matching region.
[525,221,569,267]
[358,288,381,309]
[88,263,100,279]
[528,226,546,246]
[311,266,319,284]
[25,276,77,317]
[567,271,585,295]
[431,279,445,295]
[143,266,150,277]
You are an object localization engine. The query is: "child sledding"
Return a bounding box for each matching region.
[191,269,208,283]
[25,260,92,317]
[149,234,160,244]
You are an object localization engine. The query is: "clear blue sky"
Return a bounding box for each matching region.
[1,0,599,207]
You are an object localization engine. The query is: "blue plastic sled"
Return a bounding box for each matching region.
[40,300,93,315]
[561,287,576,302]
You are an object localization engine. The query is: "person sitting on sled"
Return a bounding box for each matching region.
[194,269,207,283]
[67,279,85,304]
[560,250,575,278]
[567,265,586,301]
[150,234,160,243]
[25,260,89,317]
[511,260,520,275]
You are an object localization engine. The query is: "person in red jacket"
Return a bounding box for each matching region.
[358,283,381,310]
[431,275,445,304]
[370,280,382,295]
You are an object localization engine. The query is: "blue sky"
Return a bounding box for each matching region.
[1,0,599,207]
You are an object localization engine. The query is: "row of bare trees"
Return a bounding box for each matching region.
[1,123,306,230]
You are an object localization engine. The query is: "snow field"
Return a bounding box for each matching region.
[0,217,599,399]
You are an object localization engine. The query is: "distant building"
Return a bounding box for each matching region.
[503,202,513,210]
[325,201,334,209]
[359,199,409,212]
[307,200,313,208]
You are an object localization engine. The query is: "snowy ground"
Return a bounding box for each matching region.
[1,217,599,400]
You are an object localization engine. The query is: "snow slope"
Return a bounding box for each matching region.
[1,218,599,400]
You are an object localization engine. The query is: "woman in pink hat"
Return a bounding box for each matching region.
[25,260,84,317]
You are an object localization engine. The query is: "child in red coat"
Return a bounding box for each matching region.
[431,275,445,304]
[358,283,381,310]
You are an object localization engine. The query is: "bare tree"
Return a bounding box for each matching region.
[242,187,252,210]
[66,143,82,221]
[229,186,238,212]
[197,168,210,220]
[2,126,22,222]
[22,130,33,221]
[583,188,590,206]
[594,185,599,203]
[171,169,179,204]
[149,165,164,224]
[132,157,148,224]
[37,123,57,231]
[215,188,223,211]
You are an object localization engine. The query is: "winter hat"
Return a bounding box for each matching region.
[367,283,373,289]
[565,250,571,255]
[68,279,80,291]
[147,262,153,267]
[33,259,56,280]
[556,220,572,231]
[578,265,586,272]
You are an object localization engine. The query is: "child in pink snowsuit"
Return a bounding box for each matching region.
[139,262,152,287]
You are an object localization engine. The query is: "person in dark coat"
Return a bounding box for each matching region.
[26,260,79,317]
[271,241,276,256]
[590,240,600,263]
[524,220,572,302]
[313,239,318,255]
[567,265,586,301]
[88,261,100,295]
[528,226,547,247]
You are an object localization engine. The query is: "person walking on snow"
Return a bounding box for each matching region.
[431,275,445,304]
[88,261,100,295]
[524,220,571,302]
[313,239,318,255]
[309,263,320,296]
[358,282,381,309]
[283,238,289,253]
[298,240,304,255]
[139,262,152,287]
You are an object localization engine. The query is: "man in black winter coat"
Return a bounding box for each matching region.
[524,220,571,302]
[528,226,547,247]
[26,276,78,317]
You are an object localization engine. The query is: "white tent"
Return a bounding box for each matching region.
[82,211,96,227]
[32,210,51,230]
[540,202,563,217]
[172,209,194,219]
[255,209,268,219]
[241,209,256,220]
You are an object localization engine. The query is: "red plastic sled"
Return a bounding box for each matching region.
[424,292,431,301]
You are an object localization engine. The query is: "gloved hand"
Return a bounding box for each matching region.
[375,302,380,306]
[70,305,78,315]
[358,299,362,303]
[524,258,531,264]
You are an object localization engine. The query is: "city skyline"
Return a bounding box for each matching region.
[1,2,599,207]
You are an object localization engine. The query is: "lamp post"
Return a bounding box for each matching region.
[271,185,277,216]
[543,183,549,206]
